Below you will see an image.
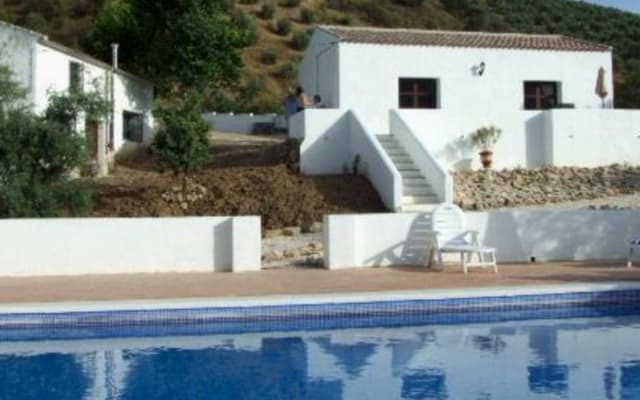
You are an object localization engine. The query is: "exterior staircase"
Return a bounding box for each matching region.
[377,134,439,212]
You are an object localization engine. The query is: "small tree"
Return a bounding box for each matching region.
[152,92,210,191]
[0,66,94,217]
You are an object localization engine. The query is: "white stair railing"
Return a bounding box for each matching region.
[349,111,403,211]
[389,110,453,204]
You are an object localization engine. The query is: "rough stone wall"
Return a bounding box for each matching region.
[454,165,640,210]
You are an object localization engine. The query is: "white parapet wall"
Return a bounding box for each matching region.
[545,109,640,167]
[290,109,402,210]
[203,112,286,133]
[396,108,640,171]
[324,210,640,269]
[0,216,262,277]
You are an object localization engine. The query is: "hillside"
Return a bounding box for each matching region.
[1,0,639,111]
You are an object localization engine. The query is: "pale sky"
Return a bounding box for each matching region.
[581,0,640,13]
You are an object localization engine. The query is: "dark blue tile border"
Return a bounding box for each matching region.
[0,289,639,342]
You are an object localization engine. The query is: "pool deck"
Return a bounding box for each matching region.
[0,262,639,305]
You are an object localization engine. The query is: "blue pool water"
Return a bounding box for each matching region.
[1,313,639,399]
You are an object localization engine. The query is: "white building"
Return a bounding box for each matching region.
[0,20,154,173]
[292,26,640,211]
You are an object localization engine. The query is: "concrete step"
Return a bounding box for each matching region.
[400,170,423,178]
[395,163,418,171]
[401,204,440,213]
[389,154,411,163]
[403,177,430,187]
[402,195,439,205]
[404,186,434,196]
[386,151,408,159]
[376,134,395,141]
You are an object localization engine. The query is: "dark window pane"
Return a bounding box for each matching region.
[399,95,414,108]
[123,111,144,143]
[524,81,557,110]
[69,62,84,94]
[399,78,438,109]
[399,79,415,93]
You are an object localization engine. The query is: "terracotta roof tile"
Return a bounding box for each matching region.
[320,26,610,52]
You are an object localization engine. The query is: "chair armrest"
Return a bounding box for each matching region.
[461,230,481,245]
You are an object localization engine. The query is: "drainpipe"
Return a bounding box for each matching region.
[109,43,119,151]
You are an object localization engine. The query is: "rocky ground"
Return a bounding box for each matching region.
[453,165,640,211]
[89,133,386,230]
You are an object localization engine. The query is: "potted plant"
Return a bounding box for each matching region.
[470,126,502,169]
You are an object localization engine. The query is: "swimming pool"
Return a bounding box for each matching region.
[1,285,639,399]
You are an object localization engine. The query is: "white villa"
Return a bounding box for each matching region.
[0,20,154,173]
[291,26,640,212]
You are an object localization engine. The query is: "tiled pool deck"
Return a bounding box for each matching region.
[0,262,639,304]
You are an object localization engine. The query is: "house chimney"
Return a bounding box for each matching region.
[111,43,119,70]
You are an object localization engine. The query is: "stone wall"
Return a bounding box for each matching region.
[454,165,640,210]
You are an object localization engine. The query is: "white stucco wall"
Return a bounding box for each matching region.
[289,109,352,174]
[0,22,36,100]
[324,210,640,269]
[290,109,401,210]
[397,109,548,170]
[545,109,640,167]
[299,29,340,108]
[32,43,108,113]
[112,72,154,149]
[0,216,262,277]
[335,43,613,132]
[397,108,640,170]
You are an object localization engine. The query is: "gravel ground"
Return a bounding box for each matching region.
[262,232,324,269]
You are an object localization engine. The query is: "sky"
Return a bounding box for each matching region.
[582,0,640,13]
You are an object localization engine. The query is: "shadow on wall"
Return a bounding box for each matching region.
[300,113,351,175]
[213,218,233,272]
[436,135,474,171]
[525,113,547,168]
[363,213,433,267]
[480,210,639,263]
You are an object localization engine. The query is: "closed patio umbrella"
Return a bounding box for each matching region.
[595,66,608,108]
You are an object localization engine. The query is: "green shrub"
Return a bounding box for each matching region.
[0,68,95,217]
[152,92,210,190]
[290,30,310,50]
[232,9,258,45]
[276,63,297,80]
[259,2,275,19]
[281,0,300,7]
[275,17,292,35]
[299,7,315,23]
[240,0,259,4]
[333,14,352,25]
[260,48,279,64]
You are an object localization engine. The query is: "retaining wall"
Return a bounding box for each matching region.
[324,210,640,269]
[0,216,261,277]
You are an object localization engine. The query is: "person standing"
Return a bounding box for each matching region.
[284,89,298,119]
[295,86,309,112]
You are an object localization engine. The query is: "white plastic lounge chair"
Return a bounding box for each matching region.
[427,203,497,274]
[629,236,640,268]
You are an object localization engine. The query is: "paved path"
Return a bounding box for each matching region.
[0,263,638,304]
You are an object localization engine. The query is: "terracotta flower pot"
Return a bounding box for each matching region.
[479,150,493,169]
